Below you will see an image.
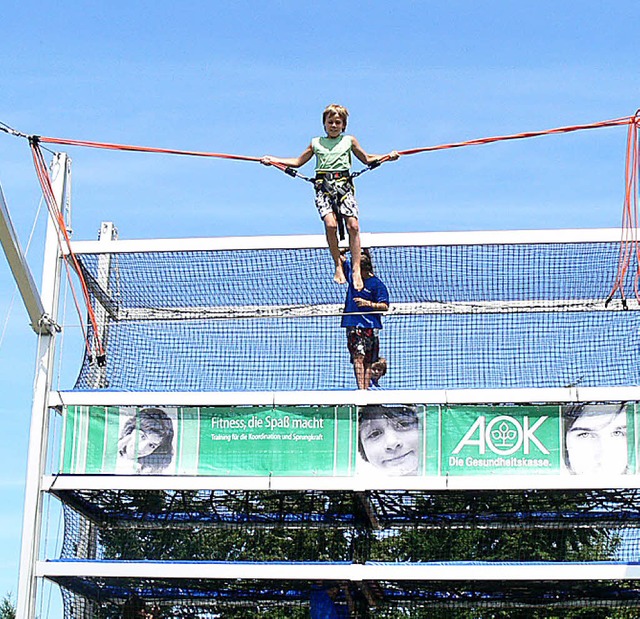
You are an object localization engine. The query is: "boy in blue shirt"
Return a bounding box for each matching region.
[341,250,389,389]
[262,104,398,291]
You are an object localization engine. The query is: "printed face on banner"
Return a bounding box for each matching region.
[357,405,423,476]
[116,407,177,475]
[562,403,632,475]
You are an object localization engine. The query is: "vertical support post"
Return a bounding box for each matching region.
[16,153,69,619]
[75,221,116,593]
[87,221,116,389]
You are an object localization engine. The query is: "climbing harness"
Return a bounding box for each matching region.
[283,163,381,240]
[315,170,355,241]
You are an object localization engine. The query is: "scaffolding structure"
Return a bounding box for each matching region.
[10,154,640,617]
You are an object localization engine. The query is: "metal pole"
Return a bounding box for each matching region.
[0,182,56,334]
[16,153,69,619]
[88,221,116,388]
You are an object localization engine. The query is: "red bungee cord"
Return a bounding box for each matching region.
[606,111,640,307]
[2,112,639,314]
[30,138,106,364]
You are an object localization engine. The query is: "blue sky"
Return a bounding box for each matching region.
[0,0,639,611]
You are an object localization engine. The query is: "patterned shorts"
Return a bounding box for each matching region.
[315,186,359,220]
[346,327,380,364]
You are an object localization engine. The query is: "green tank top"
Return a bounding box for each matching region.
[311,135,353,172]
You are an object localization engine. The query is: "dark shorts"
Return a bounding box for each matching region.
[346,327,380,364]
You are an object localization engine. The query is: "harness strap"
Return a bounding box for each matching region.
[279,166,378,241]
[315,170,351,180]
[314,173,354,241]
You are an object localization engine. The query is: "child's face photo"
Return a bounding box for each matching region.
[137,429,164,457]
[360,412,420,475]
[565,406,628,475]
[324,113,345,138]
[117,407,176,475]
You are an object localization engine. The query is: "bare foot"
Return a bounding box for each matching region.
[334,264,347,284]
[352,269,364,291]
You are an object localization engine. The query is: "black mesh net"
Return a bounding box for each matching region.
[70,241,640,391]
[55,577,640,618]
[57,489,640,564]
[50,235,640,617]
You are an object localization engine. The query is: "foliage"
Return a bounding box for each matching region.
[0,593,15,619]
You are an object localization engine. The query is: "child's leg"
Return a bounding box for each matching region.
[323,213,346,284]
[352,355,368,390]
[346,216,363,290]
[362,361,373,390]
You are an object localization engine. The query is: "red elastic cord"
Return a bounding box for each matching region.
[30,140,105,359]
[607,112,640,305]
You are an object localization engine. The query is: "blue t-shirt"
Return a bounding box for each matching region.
[341,259,389,329]
[310,589,350,619]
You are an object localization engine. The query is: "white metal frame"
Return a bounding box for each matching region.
[16,154,69,619]
[44,473,640,492]
[86,221,116,389]
[67,227,625,255]
[36,559,640,581]
[17,220,640,616]
[50,386,640,408]
[0,178,54,334]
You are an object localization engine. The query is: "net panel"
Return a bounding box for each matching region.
[55,577,640,618]
[59,490,640,564]
[55,488,640,528]
[71,240,640,392]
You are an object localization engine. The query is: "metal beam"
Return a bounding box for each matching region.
[47,385,640,408]
[67,227,626,255]
[0,181,57,334]
[35,559,640,581]
[42,473,640,493]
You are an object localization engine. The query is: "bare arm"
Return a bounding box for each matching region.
[354,297,389,312]
[351,136,399,166]
[261,144,314,168]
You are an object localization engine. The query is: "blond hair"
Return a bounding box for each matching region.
[322,104,349,130]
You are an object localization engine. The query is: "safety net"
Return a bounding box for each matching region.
[58,489,640,564]
[54,577,640,618]
[70,237,640,392]
[52,488,640,616]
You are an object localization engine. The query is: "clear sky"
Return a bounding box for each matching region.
[0,0,639,612]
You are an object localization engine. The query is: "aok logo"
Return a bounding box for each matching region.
[452,415,550,456]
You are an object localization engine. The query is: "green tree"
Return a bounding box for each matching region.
[0,593,16,619]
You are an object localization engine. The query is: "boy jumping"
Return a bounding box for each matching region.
[262,104,399,290]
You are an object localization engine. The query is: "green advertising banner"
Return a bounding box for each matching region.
[439,405,562,475]
[60,403,637,478]
[61,405,355,476]
[195,406,354,475]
